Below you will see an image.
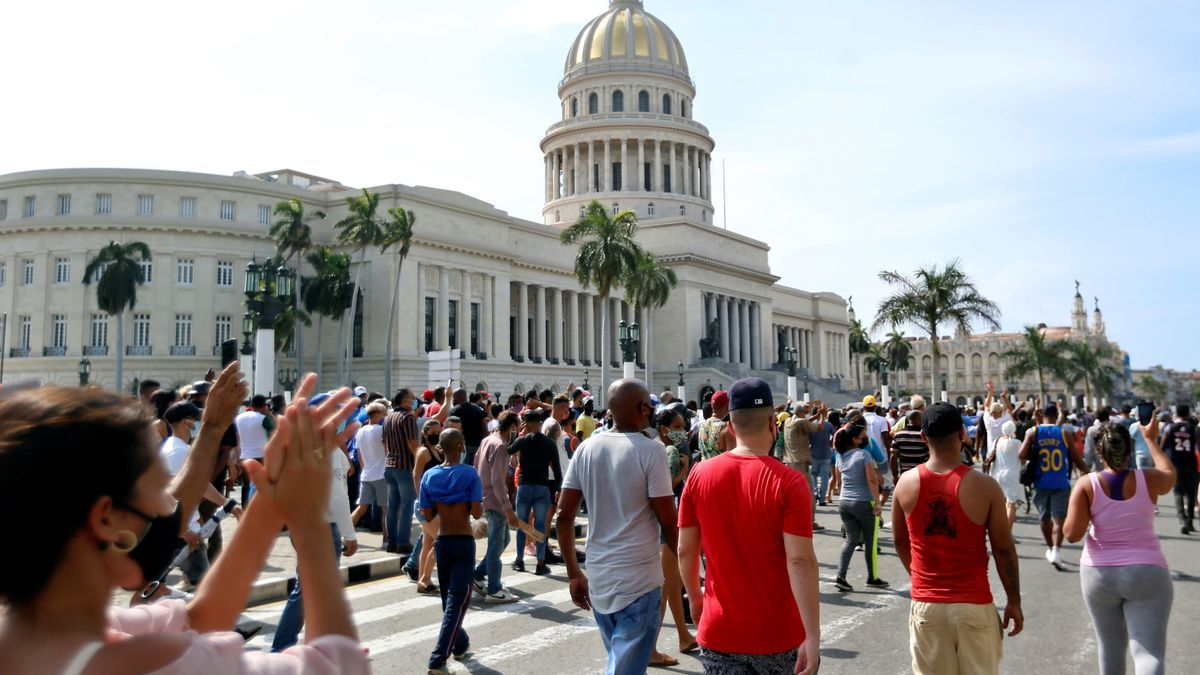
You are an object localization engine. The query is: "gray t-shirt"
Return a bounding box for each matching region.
[562,429,673,614]
[835,447,873,502]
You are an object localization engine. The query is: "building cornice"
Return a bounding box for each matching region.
[0,168,325,203]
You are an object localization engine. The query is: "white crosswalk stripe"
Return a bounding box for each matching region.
[459,617,595,671]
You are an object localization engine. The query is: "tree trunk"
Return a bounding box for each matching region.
[294,260,303,377]
[929,329,941,402]
[1037,367,1046,402]
[856,354,862,391]
[342,247,367,386]
[646,307,653,389]
[315,315,325,390]
[383,253,404,398]
[599,292,609,407]
[115,310,124,393]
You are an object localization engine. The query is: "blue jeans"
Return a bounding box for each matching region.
[514,484,551,563]
[593,587,662,675]
[430,535,475,670]
[474,509,512,594]
[271,523,343,651]
[404,501,426,574]
[385,467,415,549]
[811,458,832,502]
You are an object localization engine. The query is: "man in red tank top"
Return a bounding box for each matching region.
[892,402,1023,675]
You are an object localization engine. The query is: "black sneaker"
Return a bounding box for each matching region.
[404,566,418,582]
[866,577,890,588]
[544,549,564,564]
[511,560,525,572]
[398,542,414,555]
[834,577,853,592]
[535,562,551,576]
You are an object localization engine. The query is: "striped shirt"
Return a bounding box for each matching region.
[892,428,929,475]
[382,411,418,471]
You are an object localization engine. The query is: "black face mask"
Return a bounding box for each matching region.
[120,502,185,597]
[857,438,869,449]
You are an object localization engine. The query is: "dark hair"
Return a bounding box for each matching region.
[702,402,713,418]
[539,389,554,403]
[1096,422,1133,471]
[496,410,520,433]
[0,388,156,606]
[139,379,161,393]
[686,400,698,411]
[150,389,177,420]
[366,392,384,403]
[1096,408,1111,423]
[1177,405,1191,419]
[828,411,842,428]
[656,407,682,429]
[489,403,504,418]
[392,388,414,410]
[1016,409,1029,422]
[1121,404,1132,415]
[251,394,269,409]
[1043,404,1058,418]
[469,392,482,404]
[433,386,446,400]
[583,399,595,415]
[446,415,462,426]
[835,423,867,453]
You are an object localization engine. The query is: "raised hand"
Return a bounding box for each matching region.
[202,362,249,428]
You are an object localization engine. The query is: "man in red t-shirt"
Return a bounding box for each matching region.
[678,377,820,675]
[892,402,1023,675]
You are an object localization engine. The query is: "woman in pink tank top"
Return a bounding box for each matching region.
[1064,417,1177,675]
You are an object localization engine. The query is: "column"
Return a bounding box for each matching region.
[458,270,469,355]
[705,153,712,201]
[718,296,730,362]
[683,145,691,197]
[554,150,562,199]
[697,151,704,199]
[481,275,493,357]
[654,141,662,192]
[566,290,578,362]
[603,139,612,193]
[416,263,426,353]
[534,284,546,362]
[516,281,528,360]
[637,139,645,192]
[749,302,759,369]
[729,298,741,365]
[550,287,561,362]
[589,141,597,192]
[669,143,677,195]
[738,300,750,366]
[623,138,631,192]
[583,294,595,365]
[437,266,450,350]
[574,144,582,196]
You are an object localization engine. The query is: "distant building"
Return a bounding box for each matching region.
[1130,365,1199,407]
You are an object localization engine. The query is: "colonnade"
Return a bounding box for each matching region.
[544,139,712,202]
[771,324,815,371]
[701,291,761,369]
[508,281,646,367]
[416,263,495,358]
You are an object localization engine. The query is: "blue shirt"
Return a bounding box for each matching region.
[866,437,886,463]
[1034,424,1071,490]
[809,422,834,461]
[418,463,483,508]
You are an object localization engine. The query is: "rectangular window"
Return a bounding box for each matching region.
[138,259,152,284]
[19,316,31,350]
[54,257,70,284]
[644,163,652,191]
[220,200,235,221]
[52,315,67,349]
[470,302,480,356]
[22,260,34,286]
[612,163,623,191]
[133,314,151,347]
[23,196,35,217]
[593,164,600,192]
[448,300,459,350]
[216,260,233,287]
[174,314,192,346]
[57,194,71,215]
[180,196,197,218]
[0,262,6,287]
[91,314,108,347]
[258,204,270,225]
[663,166,672,193]
[96,193,112,215]
[137,194,154,215]
[424,297,435,352]
[0,199,7,220]
[215,314,231,346]
[176,258,194,286]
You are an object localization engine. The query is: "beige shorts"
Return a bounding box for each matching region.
[909,601,1002,675]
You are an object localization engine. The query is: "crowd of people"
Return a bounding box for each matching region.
[0,363,1194,675]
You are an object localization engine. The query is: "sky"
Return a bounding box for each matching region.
[3,0,1197,370]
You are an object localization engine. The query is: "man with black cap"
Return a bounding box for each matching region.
[678,377,820,675]
[892,402,1022,675]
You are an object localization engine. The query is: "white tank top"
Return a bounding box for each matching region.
[235,410,269,460]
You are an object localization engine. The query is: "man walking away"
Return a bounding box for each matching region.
[556,379,677,675]
[678,378,820,675]
[473,411,521,603]
[1164,406,1199,534]
[1019,403,1087,570]
[449,388,487,466]
[892,402,1023,675]
[419,428,483,674]
[235,394,276,505]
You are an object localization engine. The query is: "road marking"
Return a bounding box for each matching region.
[460,617,596,672]
[820,583,910,644]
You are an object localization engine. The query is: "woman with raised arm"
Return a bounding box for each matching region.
[0,373,369,675]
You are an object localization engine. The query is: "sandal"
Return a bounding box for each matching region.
[417,583,439,595]
[680,641,699,655]
[649,654,679,668]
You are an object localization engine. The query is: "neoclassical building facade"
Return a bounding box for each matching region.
[0,0,851,399]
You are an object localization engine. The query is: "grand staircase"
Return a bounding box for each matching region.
[678,359,869,407]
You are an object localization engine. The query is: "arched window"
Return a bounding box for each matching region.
[588,92,598,114]
[612,90,624,112]
[571,97,578,117]
[681,99,688,117]
[554,210,560,223]
[647,202,655,216]
[638,90,650,112]
[612,203,619,215]
[662,94,672,115]
[679,205,686,216]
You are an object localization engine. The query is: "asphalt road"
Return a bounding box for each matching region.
[243,497,1199,674]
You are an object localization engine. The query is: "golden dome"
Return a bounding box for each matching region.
[565,1,689,82]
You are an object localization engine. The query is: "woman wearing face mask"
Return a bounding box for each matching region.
[410,419,445,593]
[831,423,888,592]
[0,373,368,675]
[649,409,698,666]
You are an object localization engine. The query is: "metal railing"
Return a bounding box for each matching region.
[9,347,29,358]
[42,346,67,357]
[126,345,153,356]
[170,345,196,356]
[83,345,109,356]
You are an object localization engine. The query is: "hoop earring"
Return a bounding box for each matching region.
[111,530,138,554]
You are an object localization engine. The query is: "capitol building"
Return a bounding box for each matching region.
[0,0,852,399]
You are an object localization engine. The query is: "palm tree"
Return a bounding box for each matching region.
[380,205,416,396]
[334,189,385,386]
[874,260,1001,400]
[1002,326,1068,401]
[271,198,324,374]
[1064,340,1122,407]
[560,200,641,405]
[623,249,677,386]
[1138,374,1168,403]
[303,246,354,389]
[884,329,911,387]
[863,342,889,390]
[848,318,870,388]
[83,241,151,393]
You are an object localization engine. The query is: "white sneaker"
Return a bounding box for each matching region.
[484,589,518,604]
[1050,548,1066,571]
[472,578,486,596]
[1044,548,1054,564]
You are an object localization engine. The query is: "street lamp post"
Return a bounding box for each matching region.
[582,369,590,393]
[785,347,798,402]
[879,360,890,408]
[240,312,256,388]
[803,373,810,404]
[618,320,640,380]
[676,361,686,402]
[243,257,294,396]
[278,367,298,401]
[78,357,91,387]
[940,373,949,404]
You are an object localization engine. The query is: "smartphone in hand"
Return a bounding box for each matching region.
[1136,400,1155,427]
[220,339,239,369]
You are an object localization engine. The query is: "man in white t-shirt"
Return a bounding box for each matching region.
[351,402,389,541]
[981,380,1015,455]
[556,379,677,675]
[160,401,228,590]
[861,395,892,453]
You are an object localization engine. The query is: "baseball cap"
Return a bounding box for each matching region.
[164,401,202,424]
[572,388,584,399]
[922,402,964,439]
[728,377,773,411]
[421,389,434,402]
[711,390,729,409]
[186,381,211,397]
[354,386,368,397]
[863,394,877,407]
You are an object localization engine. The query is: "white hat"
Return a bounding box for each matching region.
[353,386,368,397]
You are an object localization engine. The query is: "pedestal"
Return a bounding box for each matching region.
[254,329,275,396]
[880,385,890,408]
[623,361,636,380]
[787,375,797,402]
